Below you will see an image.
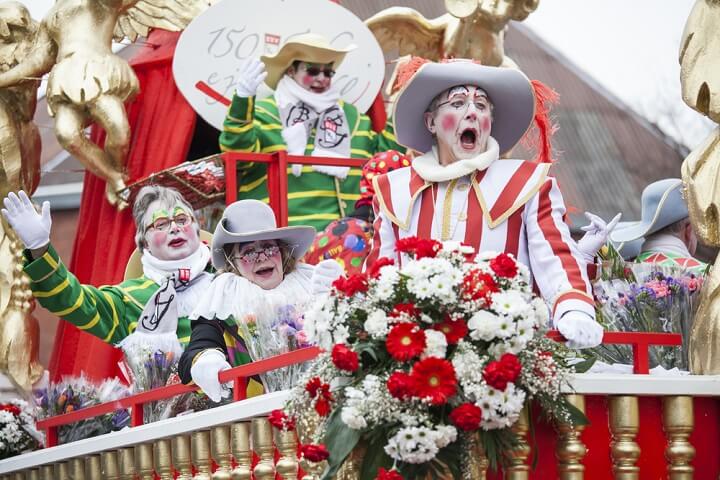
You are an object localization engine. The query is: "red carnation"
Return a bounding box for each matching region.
[331,344,359,373]
[367,257,395,279]
[332,274,369,297]
[389,303,421,319]
[315,397,332,417]
[449,403,483,431]
[462,269,499,305]
[432,316,469,344]
[489,253,518,278]
[0,404,20,416]
[395,236,441,259]
[483,353,522,391]
[301,443,330,462]
[499,353,522,382]
[268,409,296,430]
[377,468,404,480]
[386,371,416,400]
[306,376,333,414]
[410,357,457,405]
[386,323,426,361]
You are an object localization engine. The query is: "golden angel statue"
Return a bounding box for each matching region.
[0,0,208,208]
[366,0,539,67]
[0,1,44,392]
[680,0,720,374]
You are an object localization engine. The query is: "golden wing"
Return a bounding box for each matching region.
[365,7,448,60]
[114,0,210,43]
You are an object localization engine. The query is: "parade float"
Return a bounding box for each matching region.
[0,0,718,478]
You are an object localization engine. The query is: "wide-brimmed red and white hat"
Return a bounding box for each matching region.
[393,59,536,155]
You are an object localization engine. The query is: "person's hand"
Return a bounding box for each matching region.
[1,191,51,249]
[283,123,308,156]
[577,212,621,262]
[190,349,231,402]
[556,312,604,349]
[311,149,350,180]
[235,58,268,98]
[311,259,345,295]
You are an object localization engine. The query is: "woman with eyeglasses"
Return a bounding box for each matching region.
[218,33,405,233]
[178,200,343,402]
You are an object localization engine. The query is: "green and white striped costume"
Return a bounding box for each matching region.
[219,93,404,231]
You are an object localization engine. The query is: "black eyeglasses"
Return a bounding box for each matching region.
[303,63,335,78]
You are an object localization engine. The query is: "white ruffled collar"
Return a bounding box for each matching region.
[412,137,500,182]
[140,243,211,285]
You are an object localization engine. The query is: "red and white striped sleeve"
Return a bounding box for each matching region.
[365,194,399,271]
[524,177,595,324]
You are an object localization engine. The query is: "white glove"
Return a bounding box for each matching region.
[577,212,621,262]
[311,149,350,180]
[1,191,52,249]
[311,259,345,295]
[556,312,604,349]
[283,123,308,156]
[190,349,232,402]
[235,58,268,98]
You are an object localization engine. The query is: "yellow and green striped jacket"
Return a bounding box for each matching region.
[219,93,405,231]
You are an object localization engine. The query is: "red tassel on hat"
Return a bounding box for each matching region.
[523,79,559,163]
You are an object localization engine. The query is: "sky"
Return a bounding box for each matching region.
[19,0,715,149]
[523,0,714,149]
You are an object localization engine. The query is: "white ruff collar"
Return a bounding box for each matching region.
[412,137,500,182]
[274,76,340,113]
[190,264,315,323]
[140,243,211,285]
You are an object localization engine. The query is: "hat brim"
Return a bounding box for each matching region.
[392,62,535,154]
[211,222,316,269]
[610,182,688,243]
[262,42,355,90]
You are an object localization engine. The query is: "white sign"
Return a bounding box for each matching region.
[173,0,386,130]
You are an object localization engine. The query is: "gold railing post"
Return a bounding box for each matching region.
[505,405,531,479]
[70,458,86,480]
[252,418,276,480]
[55,462,70,480]
[555,394,587,479]
[192,430,213,480]
[662,396,695,479]
[212,425,233,480]
[173,435,193,480]
[101,451,120,480]
[231,422,252,480]
[26,469,40,480]
[86,455,102,480]
[39,465,54,480]
[118,447,136,480]
[155,438,174,480]
[609,396,640,479]
[274,427,299,480]
[137,443,155,480]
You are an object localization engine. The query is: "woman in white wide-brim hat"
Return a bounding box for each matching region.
[178,200,343,401]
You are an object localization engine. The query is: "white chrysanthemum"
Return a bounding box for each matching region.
[332,323,350,345]
[341,406,368,429]
[491,290,532,317]
[434,425,458,448]
[468,310,504,341]
[385,427,440,464]
[423,330,448,359]
[474,251,500,263]
[532,297,550,327]
[364,310,390,339]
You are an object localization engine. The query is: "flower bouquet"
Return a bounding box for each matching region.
[34,376,131,444]
[593,247,703,370]
[0,400,41,459]
[237,304,311,392]
[279,238,587,479]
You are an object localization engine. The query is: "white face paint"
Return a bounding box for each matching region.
[142,200,200,261]
[424,85,493,165]
[231,240,285,290]
[287,61,335,94]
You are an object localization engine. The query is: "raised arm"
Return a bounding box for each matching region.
[0,23,56,88]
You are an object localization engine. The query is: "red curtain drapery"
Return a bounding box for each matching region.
[48,30,198,382]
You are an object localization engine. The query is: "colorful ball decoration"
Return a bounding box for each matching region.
[304,218,373,275]
[357,150,411,208]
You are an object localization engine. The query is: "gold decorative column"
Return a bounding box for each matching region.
[55,462,70,480]
[101,451,120,480]
[155,438,174,480]
[274,427,299,480]
[251,418,276,480]
[69,458,86,480]
[137,443,155,480]
[118,447,135,480]
[609,396,640,479]
[173,435,194,480]
[231,422,252,480]
[86,455,102,480]
[26,469,40,480]
[39,465,53,480]
[662,396,695,479]
[212,425,232,480]
[555,395,587,479]
[336,442,367,480]
[505,405,531,479]
[192,430,213,480]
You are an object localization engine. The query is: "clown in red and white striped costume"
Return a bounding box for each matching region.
[367,59,605,349]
